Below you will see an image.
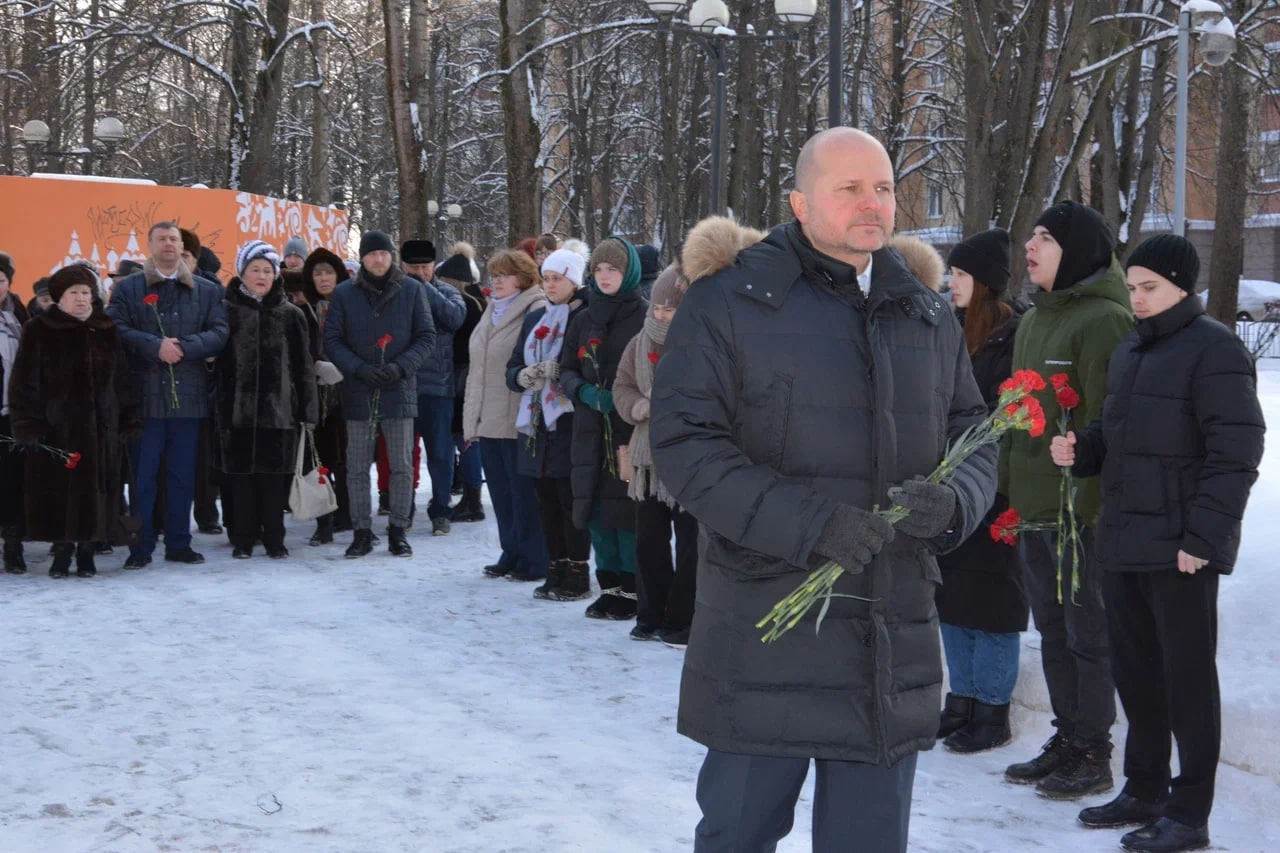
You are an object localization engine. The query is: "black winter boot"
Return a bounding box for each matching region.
[345,529,375,559]
[1078,793,1167,829]
[388,525,412,558]
[944,700,1011,753]
[586,570,622,619]
[310,514,335,546]
[451,485,485,523]
[1005,732,1074,784]
[74,542,97,578]
[937,693,974,739]
[608,572,638,620]
[533,560,567,599]
[49,543,73,578]
[3,536,26,574]
[1036,739,1114,800]
[1119,817,1209,852]
[550,561,592,601]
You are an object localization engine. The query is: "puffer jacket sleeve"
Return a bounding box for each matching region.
[612,335,645,427]
[424,279,467,333]
[178,282,230,361]
[389,283,436,376]
[107,277,162,362]
[930,338,999,553]
[651,280,838,571]
[1182,334,1265,563]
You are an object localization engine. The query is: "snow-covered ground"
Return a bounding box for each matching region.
[4,370,1280,852]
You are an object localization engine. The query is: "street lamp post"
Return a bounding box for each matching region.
[20,116,128,176]
[643,0,817,215]
[428,200,464,245]
[1173,0,1236,237]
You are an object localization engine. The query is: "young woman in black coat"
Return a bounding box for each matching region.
[302,247,352,541]
[216,242,318,559]
[505,248,592,602]
[559,237,646,621]
[935,229,1030,754]
[1053,235,1265,853]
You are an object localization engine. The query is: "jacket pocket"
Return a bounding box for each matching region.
[762,372,793,470]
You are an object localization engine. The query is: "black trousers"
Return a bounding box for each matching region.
[635,497,698,631]
[531,476,590,561]
[193,417,221,527]
[1104,569,1220,827]
[694,750,917,853]
[226,473,290,550]
[1020,528,1116,743]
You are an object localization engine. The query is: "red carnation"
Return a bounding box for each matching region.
[648,351,660,365]
[578,346,587,359]
[65,451,82,470]
[588,337,602,347]
[377,334,392,349]
[1055,385,1080,410]
[534,326,551,340]
[143,294,160,305]
[1049,372,1070,391]
[989,507,1022,546]
[317,466,329,476]
[481,287,492,297]
[1023,396,1048,437]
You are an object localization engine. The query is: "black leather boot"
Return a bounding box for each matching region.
[74,542,97,577]
[49,542,73,578]
[550,561,592,601]
[345,529,374,559]
[937,693,974,739]
[1036,739,1114,800]
[388,525,412,557]
[944,700,1010,753]
[1079,793,1166,829]
[533,560,567,599]
[309,514,334,546]
[1006,732,1074,784]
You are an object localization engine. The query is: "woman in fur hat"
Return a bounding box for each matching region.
[8,264,142,577]
[505,245,592,601]
[613,261,698,646]
[215,241,318,559]
[301,247,352,542]
[558,236,647,621]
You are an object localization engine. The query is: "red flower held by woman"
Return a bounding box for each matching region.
[648,351,660,365]
[1049,372,1070,391]
[999,368,1047,395]
[990,507,1022,545]
[534,326,551,340]
[142,293,159,306]
[1002,396,1047,438]
[588,337,602,347]
[64,452,82,470]
[577,345,587,359]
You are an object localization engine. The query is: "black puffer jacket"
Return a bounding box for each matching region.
[936,312,1030,634]
[558,289,646,529]
[1073,296,1264,573]
[651,220,996,764]
[215,280,319,475]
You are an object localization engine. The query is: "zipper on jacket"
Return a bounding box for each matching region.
[865,305,891,764]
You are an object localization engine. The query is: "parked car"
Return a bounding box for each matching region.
[1199,279,1280,321]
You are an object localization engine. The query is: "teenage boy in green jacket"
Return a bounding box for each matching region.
[1003,201,1133,801]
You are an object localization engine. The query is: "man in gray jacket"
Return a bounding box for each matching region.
[651,128,996,851]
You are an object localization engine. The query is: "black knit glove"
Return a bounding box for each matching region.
[375,363,403,386]
[887,477,957,539]
[812,504,896,573]
[355,364,382,386]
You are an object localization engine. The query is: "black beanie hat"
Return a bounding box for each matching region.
[1034,200,1116,291]
[400,239,436,264]
[947,228,1011,294]
[435,253,476,284]
[1125,234,1200,294]
[359,230,396,259]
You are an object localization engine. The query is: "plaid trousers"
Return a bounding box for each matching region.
[346,417,415,529]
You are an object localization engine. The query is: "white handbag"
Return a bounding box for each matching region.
[288,426,338,522]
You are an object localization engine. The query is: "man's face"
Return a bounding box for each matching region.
[403,261,435,281]
[284,254,305,270]
[363,250,393,277]
[150,227,182,266]
[1024,227,1063,292]
[790,136,895,264]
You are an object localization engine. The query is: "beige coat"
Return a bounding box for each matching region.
[462,286,547,440]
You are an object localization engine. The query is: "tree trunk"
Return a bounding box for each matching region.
[308,0,332,205]
[498,0,543,240]
[1206,45,1253,325]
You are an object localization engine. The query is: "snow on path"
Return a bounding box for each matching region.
[4,365,1280,851]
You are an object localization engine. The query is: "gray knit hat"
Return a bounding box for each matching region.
[283,235,309,260]
[650,263,687,309]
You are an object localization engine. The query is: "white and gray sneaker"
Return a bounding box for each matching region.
[431,517,451,536]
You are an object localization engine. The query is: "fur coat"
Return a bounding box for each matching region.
[215,280,319,475]
[8,306,142,542]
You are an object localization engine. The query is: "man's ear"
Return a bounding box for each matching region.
[789,189,808,224]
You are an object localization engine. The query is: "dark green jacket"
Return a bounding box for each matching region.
[1005,259,1133,525]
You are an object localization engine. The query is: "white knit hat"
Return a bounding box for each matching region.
[541,248,586,287]
[236,240,280,277]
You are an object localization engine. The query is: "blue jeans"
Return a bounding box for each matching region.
[455,434,483,488]
[479,438,547,576]
[415,395,455,519]
[940,623,1021,706]
[128,417,201,556]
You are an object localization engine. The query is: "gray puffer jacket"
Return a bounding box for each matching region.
[651,219,996,765]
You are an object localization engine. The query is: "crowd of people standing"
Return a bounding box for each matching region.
[0,125,1267,853]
